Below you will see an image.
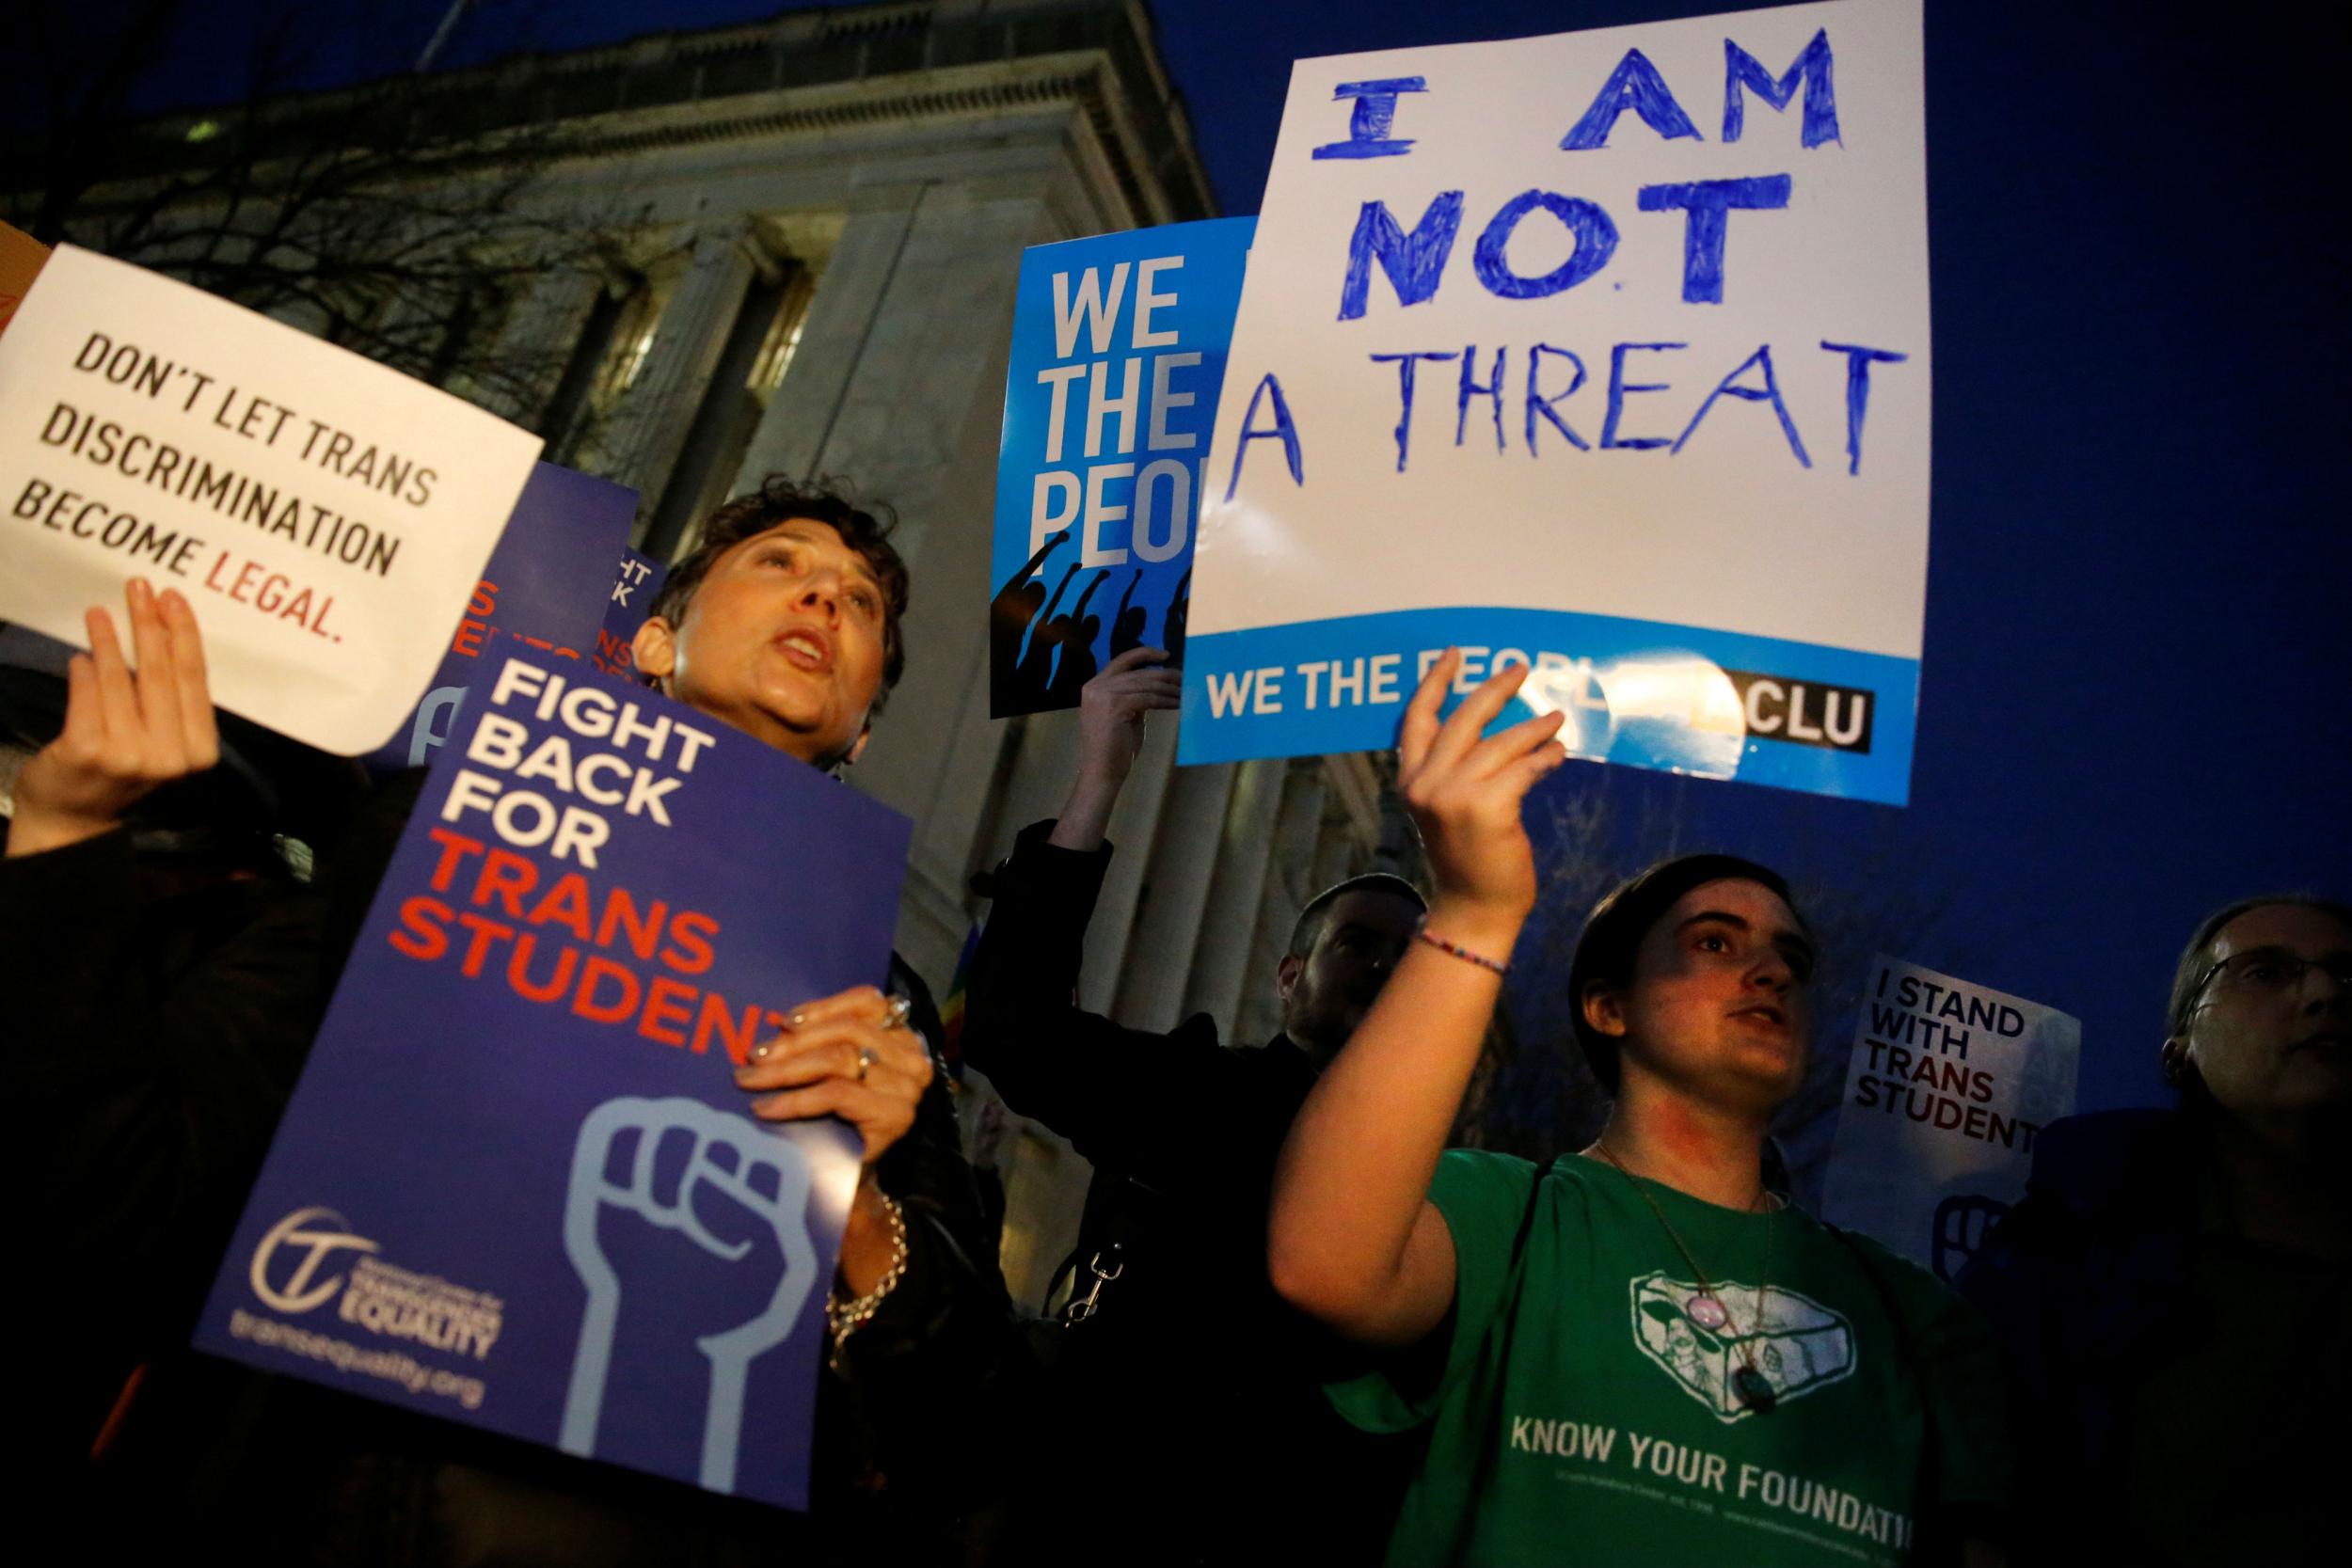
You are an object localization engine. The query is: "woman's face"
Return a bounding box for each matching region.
[2170,904,2352,1122]
[633,518,890,770]
[1590,879,1817,1117]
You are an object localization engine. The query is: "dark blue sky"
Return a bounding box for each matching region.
[24,0,2344,1113]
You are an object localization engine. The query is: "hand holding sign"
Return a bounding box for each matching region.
[1078,645,1182,783]
[0,246,542,754]
[733,984,936,1164]
[6,578,218,857]
[1397,650,1567,942]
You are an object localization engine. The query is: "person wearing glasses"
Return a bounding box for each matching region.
[1960,895,2351,1567]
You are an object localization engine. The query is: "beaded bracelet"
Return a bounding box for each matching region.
[1415,925,1510,976]
[826,1192,907,1370]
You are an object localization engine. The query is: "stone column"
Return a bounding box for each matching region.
[1112,759,1235,1034]
[1073,716,1178,1015]
[485,269,604,427]
[603,227,758,518]
[1233,759,1329,1046]
[1180,757,1288,1039]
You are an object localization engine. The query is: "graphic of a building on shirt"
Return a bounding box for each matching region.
[1629,1273,1857,1423]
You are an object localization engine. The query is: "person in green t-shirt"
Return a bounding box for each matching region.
[1268,651,2011,1568]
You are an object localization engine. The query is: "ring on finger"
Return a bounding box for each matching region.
[882,993,914,1031]
[856,1044,881,1083]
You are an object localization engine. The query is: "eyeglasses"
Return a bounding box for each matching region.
[2188,948,2352,1010]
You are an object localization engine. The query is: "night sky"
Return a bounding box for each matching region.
[17,0,2344,1116]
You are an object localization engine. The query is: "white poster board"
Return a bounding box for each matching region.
[1820,955,2080,1278]
[0,245,543,754]
[1183,0,1929,803]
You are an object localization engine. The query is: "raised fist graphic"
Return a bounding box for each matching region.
[558,1096,816,1492]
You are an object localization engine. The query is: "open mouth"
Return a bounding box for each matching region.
[774,627,834,672]
[1731,1004,1788,1030]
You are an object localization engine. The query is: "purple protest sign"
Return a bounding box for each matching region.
[197,654,909,1509]
[590,547,666,680]
[367,462,637,774]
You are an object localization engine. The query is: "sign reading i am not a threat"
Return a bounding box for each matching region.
[198,656,911,1510]
[1820,957,2079,1280]
[0,245,543,754]
[991,217,1253,717]
[1183,0,1928,804]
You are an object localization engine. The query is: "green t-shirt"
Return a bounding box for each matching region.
[1329,1152,2010,1567]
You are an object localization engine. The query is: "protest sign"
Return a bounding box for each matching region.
[0,220,48,338]
[366,463,638,774]
[591,546,668,679]
[0,245,542,754]
[991,217,1253,715]
[1182,0,1929,804]
[1819,956,2079,1278]
[196,657,910,1508]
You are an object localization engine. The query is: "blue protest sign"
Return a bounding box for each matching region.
[365,462,637,774]
[1183,1,1929,804]
[197,655,908,1510]
[591,547,666,679]
[991,217,1253,716]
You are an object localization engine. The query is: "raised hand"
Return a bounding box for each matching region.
[1397,649,1567,943]
[1052,645,1182,850]
[8,578,220,858]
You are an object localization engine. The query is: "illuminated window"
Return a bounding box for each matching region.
[746,270,816,402]
[591,275,673,412]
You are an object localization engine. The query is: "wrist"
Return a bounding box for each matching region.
[1049,768,1124,850]
[1420,899,1526,958]
[4,806,121,859]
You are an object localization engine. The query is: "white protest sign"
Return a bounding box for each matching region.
[1183,0,1928,804]
[1820,956,2079,1278]
[0,245,543,754]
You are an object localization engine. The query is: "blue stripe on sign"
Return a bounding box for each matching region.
[1173,608,1917,806]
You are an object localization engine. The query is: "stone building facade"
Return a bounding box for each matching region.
[43,0,1407,1305]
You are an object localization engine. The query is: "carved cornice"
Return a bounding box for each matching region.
[27,1,1214,227]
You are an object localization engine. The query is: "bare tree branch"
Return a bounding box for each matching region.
[5,0,644,431]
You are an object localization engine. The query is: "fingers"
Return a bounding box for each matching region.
[739,1077,913,1147]
[1089,647,1183,711]
[734,1018,930,1093]
[737,1017,930,1162]
[86,604,138,745]
[58,654,102,754]
[125,578,184,756]
[1398,648,1457,776]
[1462,706,1567,781]
[1405,651,1530,773]
[1422,659,1532,778]
[1505,729,1571,798]
[160,588,218,768]
[1100,645,1170,677]
[771,984,893,1033]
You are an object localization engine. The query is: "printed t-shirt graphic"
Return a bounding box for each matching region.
[1327,1153,2009,1567]
[1629,1271,1856,1421]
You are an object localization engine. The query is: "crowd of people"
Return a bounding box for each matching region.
[4,474,2342,1565]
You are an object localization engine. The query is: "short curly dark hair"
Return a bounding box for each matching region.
[646,475,910,714]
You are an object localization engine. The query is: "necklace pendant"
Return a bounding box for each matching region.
[1685,1292,1730,1330]
[1732,1365,1778,1413]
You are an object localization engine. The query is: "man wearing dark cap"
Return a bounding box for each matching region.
[1270,651,2010,1567]
[961,645,1425,1565]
